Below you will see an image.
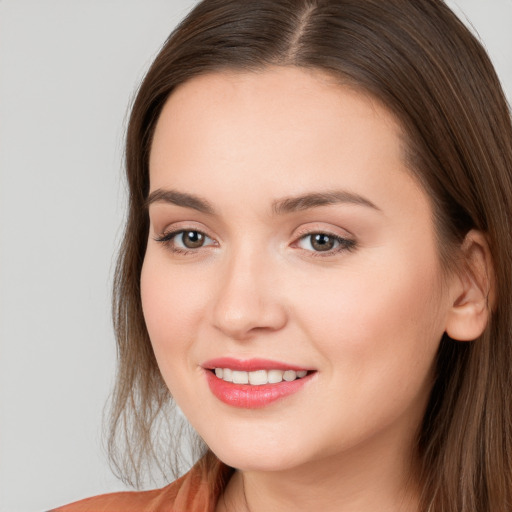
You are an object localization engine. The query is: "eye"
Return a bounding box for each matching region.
[155,229,216,252]
[176,230,209,249]
[296,232,355,253]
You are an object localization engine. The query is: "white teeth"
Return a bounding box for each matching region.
[214,368,309,385]
[248,370,268,385]
[232,370,249,384]
[267,370,284,383]
[283,370,297,382]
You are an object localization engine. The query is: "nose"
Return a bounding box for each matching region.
[211,248,288,340]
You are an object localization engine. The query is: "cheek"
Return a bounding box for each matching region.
[140,253,207,379]
[292,247,446,410]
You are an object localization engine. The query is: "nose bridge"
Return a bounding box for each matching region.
[211,241,287,339]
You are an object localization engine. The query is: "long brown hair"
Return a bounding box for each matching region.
[108,1,512,509]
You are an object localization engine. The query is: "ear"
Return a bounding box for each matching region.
[445,230,495,342]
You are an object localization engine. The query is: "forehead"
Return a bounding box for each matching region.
[148,66,424,217]
[152,67,403,155]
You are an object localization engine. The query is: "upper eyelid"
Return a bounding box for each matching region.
[153,221,216,238]
[293,232,355,248]
[292,223,355,240]
[153,222,356,246]
[154,228,352,240]
[155,228,215,243]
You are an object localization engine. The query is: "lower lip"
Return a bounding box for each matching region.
[205,370,314,409]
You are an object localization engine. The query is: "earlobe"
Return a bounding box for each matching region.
[445,230,495,342]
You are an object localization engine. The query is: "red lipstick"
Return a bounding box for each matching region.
[202,358,315,409]
[203,357,310,372]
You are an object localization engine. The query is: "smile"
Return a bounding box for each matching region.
[213,368,309,385]
[203,358,315,409]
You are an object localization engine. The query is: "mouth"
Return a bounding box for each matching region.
[211,367,310,385]
[202,358,316,408]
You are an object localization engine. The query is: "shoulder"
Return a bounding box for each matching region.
[49,452,233,512]
[48,481,180,512]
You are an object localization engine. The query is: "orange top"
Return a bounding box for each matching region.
[50,452,233,512]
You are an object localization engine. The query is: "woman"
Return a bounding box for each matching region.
[52,0,512,510]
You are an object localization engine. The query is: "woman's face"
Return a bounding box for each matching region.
[142,67,455,473]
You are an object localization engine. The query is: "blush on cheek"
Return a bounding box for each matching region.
[302,251,443,380]
[141,255,207,368]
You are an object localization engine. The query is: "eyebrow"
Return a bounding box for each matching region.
[146,188,380,215]
[146,189,215,214]
[271,190,381,214]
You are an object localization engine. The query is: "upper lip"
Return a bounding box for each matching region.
[202,357,312,372]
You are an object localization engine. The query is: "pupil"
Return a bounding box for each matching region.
[312,233,334,251]
[183,231,204,248]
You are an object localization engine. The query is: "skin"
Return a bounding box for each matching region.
[141,67,479,512]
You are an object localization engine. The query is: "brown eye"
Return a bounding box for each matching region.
[296,232,355,254]
[310,233,336,251]
[155,228,216,253]
[180,231,206,248]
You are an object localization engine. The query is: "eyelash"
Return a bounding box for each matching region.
[154,229,356,257]
[154,229,217,256]
[294,231,356,257]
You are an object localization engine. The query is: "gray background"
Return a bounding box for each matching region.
[0,1,511,511]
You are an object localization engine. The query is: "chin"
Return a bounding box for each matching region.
[204,431,311,473]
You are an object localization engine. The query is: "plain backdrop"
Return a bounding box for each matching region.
[0,1,511,511]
